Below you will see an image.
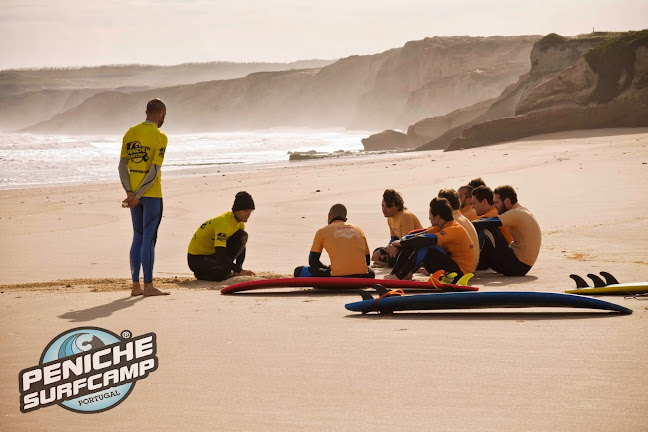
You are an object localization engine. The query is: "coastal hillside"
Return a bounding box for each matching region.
[415,30,648,151]
[21,36,539,134]
[0,60,334,131]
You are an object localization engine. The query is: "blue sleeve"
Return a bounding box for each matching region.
[388,236,399,244]
[472,217,502,231]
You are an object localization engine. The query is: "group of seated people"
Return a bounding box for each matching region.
[186,178,541,283]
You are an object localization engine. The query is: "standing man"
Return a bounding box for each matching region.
[473,185,541,276]
[188,191,256,281]
[371,189,423,267]
[119,98,169,296]
[295,204,375,278]
[386,198,474,281]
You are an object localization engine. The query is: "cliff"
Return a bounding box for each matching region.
[20,36,539,135]
[416,31,648,151]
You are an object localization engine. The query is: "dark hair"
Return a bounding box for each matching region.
[146,98,166,114]
[437,188,460,211]
[494,185,518,205]
[458,184,474,196]
[383,189,404,211]
[429,197,454,221]
[471,185,493,205]
[329,203,347,219]
[468,177,486,188]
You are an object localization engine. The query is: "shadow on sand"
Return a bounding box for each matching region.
[58,296,144,322]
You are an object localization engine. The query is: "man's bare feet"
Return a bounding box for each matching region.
[383,274,398,280]
[142,282,170,296]
[131,282,143,296]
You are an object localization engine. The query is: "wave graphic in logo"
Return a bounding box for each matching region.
[41,328,133,413]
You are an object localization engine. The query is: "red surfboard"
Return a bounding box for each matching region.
[220,277,479,294]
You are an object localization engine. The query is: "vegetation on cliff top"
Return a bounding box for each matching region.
[584,29,648,103]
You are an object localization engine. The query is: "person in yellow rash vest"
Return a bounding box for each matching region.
[118,98,169,297]
[187,192,256,281]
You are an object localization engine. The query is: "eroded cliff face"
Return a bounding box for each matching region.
[432,31,648,151]
[22,36,538,135]
[355,36,537,130]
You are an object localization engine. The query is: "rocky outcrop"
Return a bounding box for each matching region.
[418,31,648,151]
[361,130,409,151]
[22,36,539,135]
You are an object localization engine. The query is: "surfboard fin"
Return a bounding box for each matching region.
[600,271,619,285]
[440,272,457,284]
[456,273,474,287]
[569,274,589,288]
[372,284,390,296]
[358,289,374,301]
[587,273,607,287]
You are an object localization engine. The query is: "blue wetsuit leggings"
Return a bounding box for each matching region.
[129,197,163,283]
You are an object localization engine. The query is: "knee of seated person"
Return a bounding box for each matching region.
[294,266,312,277]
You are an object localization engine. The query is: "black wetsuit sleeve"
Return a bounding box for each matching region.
[233,248,245,273]
[388,236,399,244]
[213,247,234,271]
[309,251,328,269]
[365,254,370,266]
[118,157,131,192]
[134,164,161,199]
[472,217,503,231]
[400,233,438,249]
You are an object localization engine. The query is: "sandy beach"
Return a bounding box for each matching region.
[1,128,648,431]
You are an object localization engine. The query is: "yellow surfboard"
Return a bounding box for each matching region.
[566,282,648,295]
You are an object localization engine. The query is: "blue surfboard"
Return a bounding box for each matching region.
[345,291,632,314]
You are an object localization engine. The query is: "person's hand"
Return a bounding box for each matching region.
[387,242,400,256]
[122,192,139,208]
[234,269,255,276]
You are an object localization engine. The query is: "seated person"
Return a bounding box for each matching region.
[386,197,474,281]
[295,203,375,278]
[471,185,514,270]
[458,185,478,221]
[468,177,486,189]
[187,191,256,281]
[371,189,423,267]
[472,185,541,276]
[437,188,479,273]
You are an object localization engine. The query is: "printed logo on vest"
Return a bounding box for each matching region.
[127,141,150,163]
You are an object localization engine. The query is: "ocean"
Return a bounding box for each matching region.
[0,130,368,189]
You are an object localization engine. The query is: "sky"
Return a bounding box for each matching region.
[1,0,646,69]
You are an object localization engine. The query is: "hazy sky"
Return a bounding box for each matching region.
[1,0,646,69]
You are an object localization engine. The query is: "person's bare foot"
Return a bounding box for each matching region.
[131,282,143,296]
[142,282,170,296]
[383,274,398,280]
